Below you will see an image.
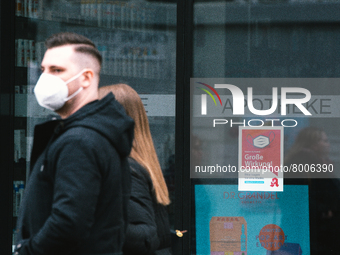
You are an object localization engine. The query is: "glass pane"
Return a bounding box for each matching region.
[192,1,340,254]
[13,0,176,251]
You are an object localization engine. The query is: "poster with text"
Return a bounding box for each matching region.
[195,184,310,255]
[238,126,284,191]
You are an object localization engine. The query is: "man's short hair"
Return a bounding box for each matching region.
[45,32,102,67]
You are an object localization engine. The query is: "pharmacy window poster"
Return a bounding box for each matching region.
[194,184,309,255]
[238,126,284,192]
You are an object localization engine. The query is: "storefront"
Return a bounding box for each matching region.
[1,0,339,254]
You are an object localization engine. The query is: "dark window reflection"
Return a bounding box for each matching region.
[192,1,340,254]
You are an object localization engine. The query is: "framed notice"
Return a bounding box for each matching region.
[238,126,284,191]
[195,184,310,255]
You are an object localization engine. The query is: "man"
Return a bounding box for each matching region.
[14,32,134,255]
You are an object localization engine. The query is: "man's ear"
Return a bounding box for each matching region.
[81,69,94,88]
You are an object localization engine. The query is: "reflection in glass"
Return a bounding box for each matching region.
[192,0,340,254]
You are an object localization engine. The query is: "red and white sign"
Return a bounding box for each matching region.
[238,126,283,191]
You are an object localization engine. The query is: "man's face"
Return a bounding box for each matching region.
[41,45,82,96]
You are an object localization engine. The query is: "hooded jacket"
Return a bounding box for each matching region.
[15,93,134,255]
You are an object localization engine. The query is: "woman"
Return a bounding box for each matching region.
[99,84,172,255]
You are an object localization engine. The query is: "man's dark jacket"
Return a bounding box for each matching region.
[15,93,134,255]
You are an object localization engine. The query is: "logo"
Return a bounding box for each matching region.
[270,178,279,187]
[198,83,312,116]
[247,132,275,149]
[196,82,222,115]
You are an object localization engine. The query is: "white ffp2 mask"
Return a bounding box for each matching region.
[247,132,275,149]
[253,135,270,148]
[34,70,85,111]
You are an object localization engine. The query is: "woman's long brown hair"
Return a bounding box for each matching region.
[99,84,170,205]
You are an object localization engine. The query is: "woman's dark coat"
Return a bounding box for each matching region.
[123,158,172,255]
